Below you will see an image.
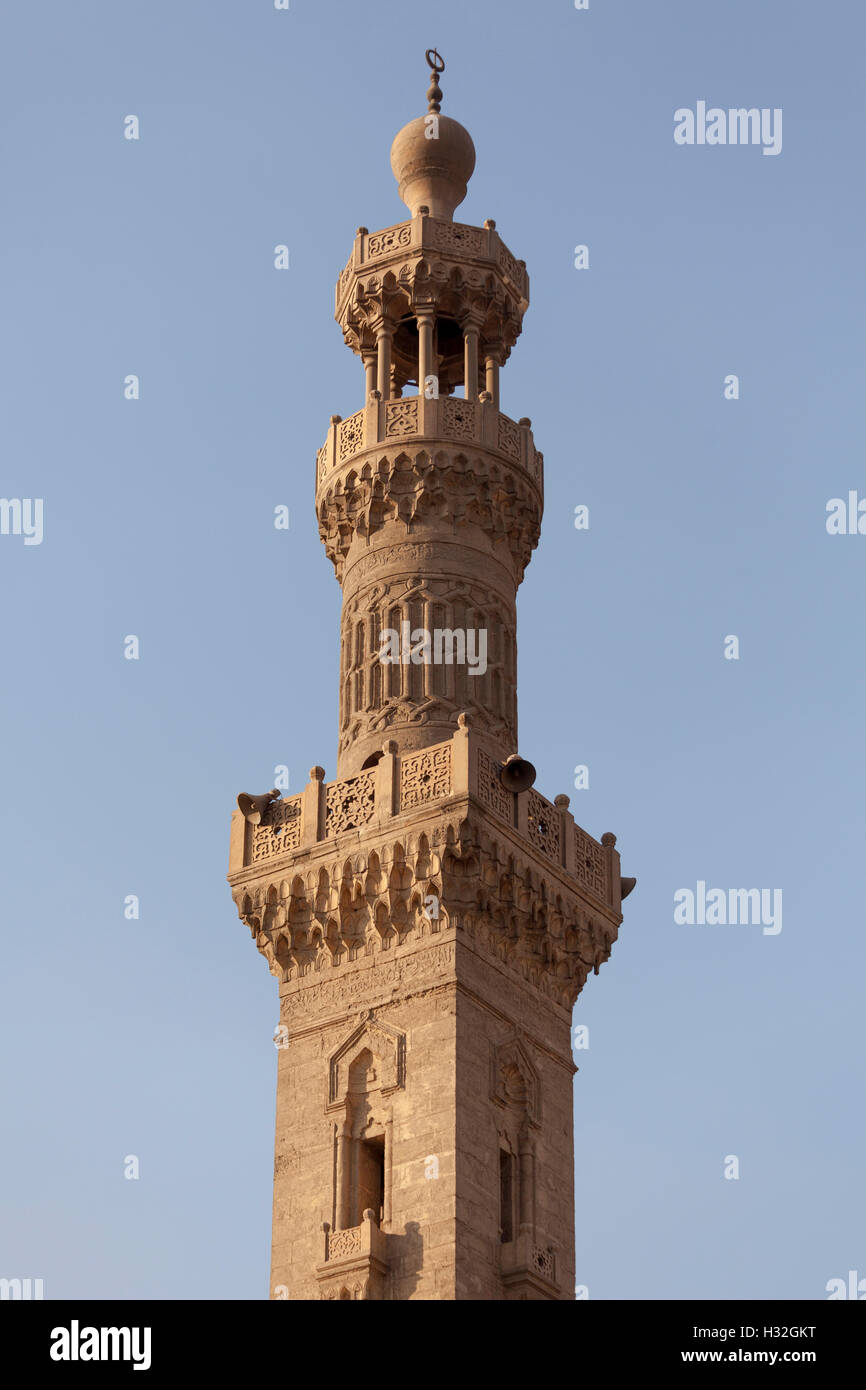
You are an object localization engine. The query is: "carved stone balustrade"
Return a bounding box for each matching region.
[229,722,618,909]
[228,719,626,1010]
[316,395,543,491]
[316,1209,389,1301]
[499,1232,560,1300]
[336,217,528,314]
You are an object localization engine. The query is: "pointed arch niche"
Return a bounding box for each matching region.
[490,1036,541,1241]
[326,1012,406,1232]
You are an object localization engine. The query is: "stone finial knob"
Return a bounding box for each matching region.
[457,711,469,728]
[484,218,496,230]
[554,794,570,809]
[310,766,326,782]
[425,48,445,113]
[601,832,617,847]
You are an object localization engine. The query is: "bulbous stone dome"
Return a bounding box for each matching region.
[390,114,476,221]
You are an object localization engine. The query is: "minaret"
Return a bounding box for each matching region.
[228,52,633,1302]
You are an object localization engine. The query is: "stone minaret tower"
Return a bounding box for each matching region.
[228,53,633,1301]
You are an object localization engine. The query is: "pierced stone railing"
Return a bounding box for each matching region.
[334,215,529,316]
[229,725,620,913]
[317,395,543,488]
[574,824,608,900]
[325,770,376,836]
[500,1233,559,1296]
[316,1210,389,1300]
[251,794,303,864]
[526,789,562,865]
[398,744,452,812]
[326,1225,362,1260]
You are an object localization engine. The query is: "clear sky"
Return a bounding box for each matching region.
[1,0,863,1300]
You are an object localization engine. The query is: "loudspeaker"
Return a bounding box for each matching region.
[620,877,637,900]
[499,754,537,794]
[237,788,281,826]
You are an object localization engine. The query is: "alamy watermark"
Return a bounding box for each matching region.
[674,103,782,157]
[0,498,42,545]
[0,1277,43,1300]
[674,881,782,936]
[378,622,487,676]
[826,492,866,535]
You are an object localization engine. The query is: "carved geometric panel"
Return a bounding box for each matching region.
[476,747,514,825]
[527,789,561,864]
[325,771,375,835]
[367,224,412,259]
[399,745,452,811]
[385,398,419,437]
[498,242,527,294]
[441,397,476,441]
[251,795,302,863]
[327,1227,363,1259]
[497,414,520,461]
[573,825,606,900]
[338,410,365,463]
[430,221,485,255]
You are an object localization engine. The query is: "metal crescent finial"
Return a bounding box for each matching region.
[425,48,445,113]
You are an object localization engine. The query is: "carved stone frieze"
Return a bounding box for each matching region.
[317,444,541,581]
[232,813,620,1010]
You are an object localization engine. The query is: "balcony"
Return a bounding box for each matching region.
[316,1210,389,1301]
[500,1232,560,1300]
[316,394,543,491]
[229,723,620,915]
[335,215,529,320]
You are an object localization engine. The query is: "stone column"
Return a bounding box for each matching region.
[362,350,377,399]
[484,342,503,409]
[518,1124,535,1234]
[336,1121,351,1230]
[375,320,394,401]
[417,305,436,397]
[462,312,483,400]
[384,1114,394,1228]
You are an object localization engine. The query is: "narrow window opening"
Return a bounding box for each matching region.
[499,1148,514,1243]
[357,1135,385,1226]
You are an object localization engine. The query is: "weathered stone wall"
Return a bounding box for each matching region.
[454,941,575,1301]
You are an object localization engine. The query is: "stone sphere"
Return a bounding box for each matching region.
[390,115,476,220]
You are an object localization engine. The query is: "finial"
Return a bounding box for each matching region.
[426,48,445,113]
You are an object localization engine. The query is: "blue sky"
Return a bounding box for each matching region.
[1,0,863,1299]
